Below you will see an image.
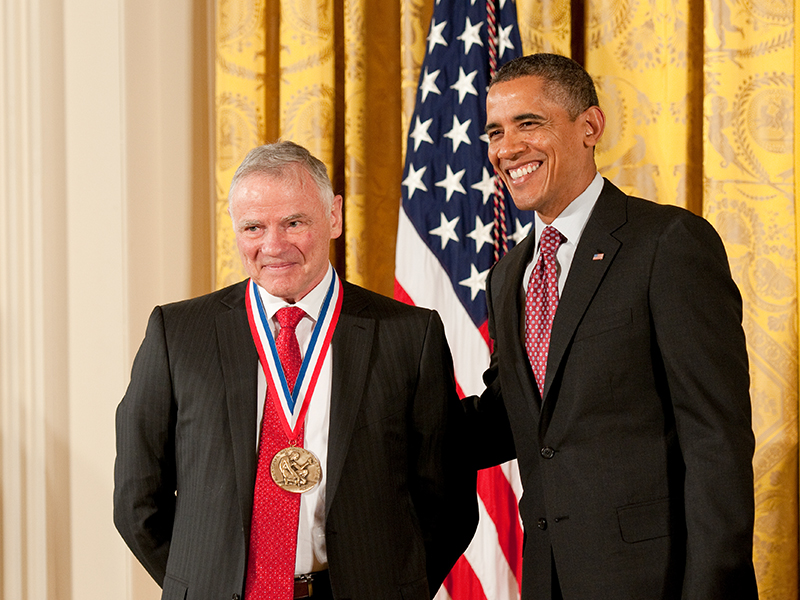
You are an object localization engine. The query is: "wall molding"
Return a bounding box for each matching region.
[0,0,67,597]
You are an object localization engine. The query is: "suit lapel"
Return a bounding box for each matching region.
[325,283,374,517]
[541,181,627,428]
[216,281,259,537]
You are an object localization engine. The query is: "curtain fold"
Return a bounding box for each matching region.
[343,0,402,295]
[586,0,692,209]
[516,0,571,56]
[703,0,797,596]
[279,1,336,161]
[213,0,798,596]
[214,0,268,287]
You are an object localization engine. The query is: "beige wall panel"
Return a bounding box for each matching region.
[0,0,209,597]
[121,0,213,596]
[63,0,131,596]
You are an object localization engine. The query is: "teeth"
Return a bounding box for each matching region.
[509,163,539,180]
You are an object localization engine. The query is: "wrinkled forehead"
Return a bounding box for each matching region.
[229,166,329,213]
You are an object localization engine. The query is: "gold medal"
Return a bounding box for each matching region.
[270,447,322,493]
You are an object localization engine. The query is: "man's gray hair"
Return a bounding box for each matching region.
[228,141,335,209]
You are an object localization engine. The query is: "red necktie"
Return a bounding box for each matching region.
[245,306,306,600]
[525,226,565,397]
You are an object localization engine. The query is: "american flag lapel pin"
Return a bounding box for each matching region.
[592,252,604,261]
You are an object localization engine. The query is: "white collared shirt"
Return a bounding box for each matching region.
[255,265,334,574]
[523,172,604,295]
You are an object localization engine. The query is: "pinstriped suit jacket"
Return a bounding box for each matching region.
[114,279,477,600]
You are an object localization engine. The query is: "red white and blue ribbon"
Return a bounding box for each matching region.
[245,270,343,440]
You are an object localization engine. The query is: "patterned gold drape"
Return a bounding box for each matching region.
[215,0,401,295]
[702,0,797,596]
[215,0,268,286]
[214,0,797,596]
[587,0,698,210]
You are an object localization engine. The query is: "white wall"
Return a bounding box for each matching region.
[0,0,211,597]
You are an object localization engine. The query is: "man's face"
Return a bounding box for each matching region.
[485,75,601,223]
[230,167,342,303]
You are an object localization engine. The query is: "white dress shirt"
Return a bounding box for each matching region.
[255,265,335,574]
[523,172,604,295]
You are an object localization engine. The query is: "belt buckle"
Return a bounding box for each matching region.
[294,573,313,599]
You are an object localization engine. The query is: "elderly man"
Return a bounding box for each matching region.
[115,141,477,600]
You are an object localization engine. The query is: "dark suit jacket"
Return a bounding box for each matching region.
[476,180,757,599]
[114,279,477,600]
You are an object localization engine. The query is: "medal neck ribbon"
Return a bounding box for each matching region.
[245,270,343,441]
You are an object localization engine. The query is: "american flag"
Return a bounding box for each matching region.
[394,0,532,598]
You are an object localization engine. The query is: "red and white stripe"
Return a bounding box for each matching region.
[395,208,523,600]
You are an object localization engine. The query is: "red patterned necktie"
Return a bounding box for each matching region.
[525,226,565,398]
[245,306,306,600]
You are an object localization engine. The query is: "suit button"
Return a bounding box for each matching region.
[537,518,548,530]
[540,447,555,459]
[232,595,240,600]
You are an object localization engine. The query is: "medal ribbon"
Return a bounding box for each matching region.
[245,270,343,441]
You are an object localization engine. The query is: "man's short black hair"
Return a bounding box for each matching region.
[491,53,599,120]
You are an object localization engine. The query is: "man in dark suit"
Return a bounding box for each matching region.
[474,53,758,599]
[114,141,477,600]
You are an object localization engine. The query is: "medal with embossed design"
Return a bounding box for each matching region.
[246,270,342,495]
[270,446,322,493]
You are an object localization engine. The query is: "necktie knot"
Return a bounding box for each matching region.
[274,307,305,393]
[275,306,305,331]
[539,225,564,257]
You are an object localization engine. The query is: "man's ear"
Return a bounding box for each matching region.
[330,194,344,239]
[583,106,606,148]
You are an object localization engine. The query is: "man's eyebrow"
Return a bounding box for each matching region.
[513,112,541,123]
[238,218,262,228]
[484,113,543,134]
[281,213,310,224]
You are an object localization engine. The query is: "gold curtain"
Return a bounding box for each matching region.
[215,0,402,296]
[586,0,698,211]
[214,0,268,287]
[214,0,798,596]
[701,0,797,597]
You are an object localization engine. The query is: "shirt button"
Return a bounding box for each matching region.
[232,595,240,600]
[540,447,555,459]
[537,518,548,530]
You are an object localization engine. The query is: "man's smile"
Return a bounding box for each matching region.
[508,161,542,182]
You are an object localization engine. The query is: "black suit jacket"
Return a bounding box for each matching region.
[476,180,757,599]
[114,279,477,600]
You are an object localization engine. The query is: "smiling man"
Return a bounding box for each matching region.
[470,54,758,599]
[114,141,477,600]
[229,155,340,304]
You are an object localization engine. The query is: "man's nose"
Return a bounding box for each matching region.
[259,228,288,254]
[495,132,525,161]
